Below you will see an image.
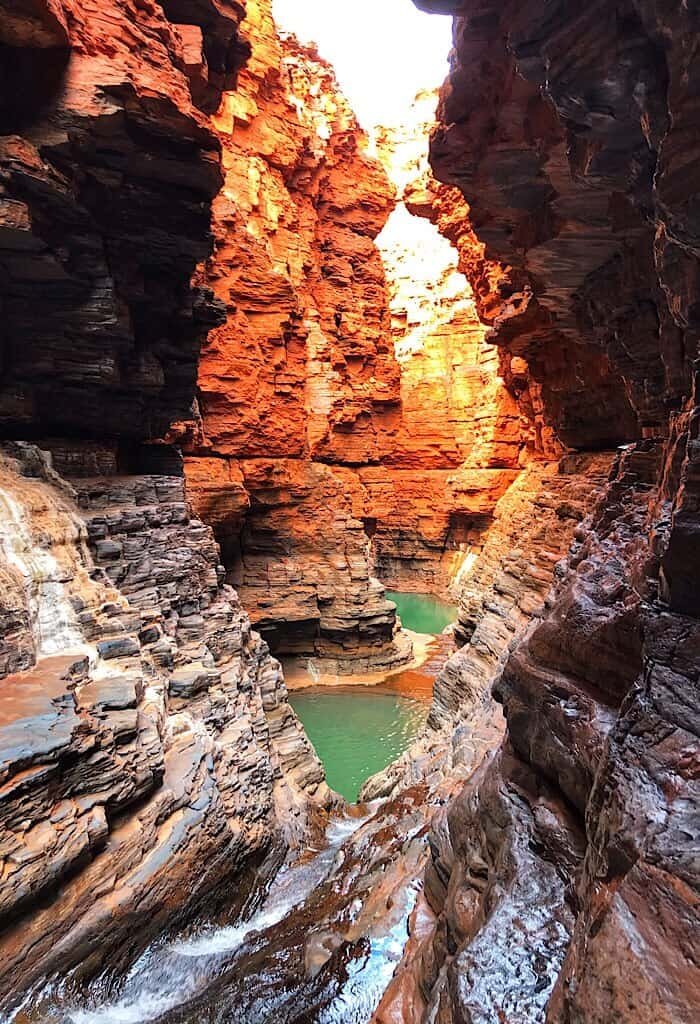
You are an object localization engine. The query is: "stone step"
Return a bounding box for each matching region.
[0,655,84,779]
[169,663,222,698]
[71,476,186,512]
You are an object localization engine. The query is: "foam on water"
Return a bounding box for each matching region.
[59,812,368,1024]
[175,901,298,959]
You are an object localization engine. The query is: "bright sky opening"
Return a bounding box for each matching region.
[272,0,453,128]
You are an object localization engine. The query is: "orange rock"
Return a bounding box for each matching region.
[184,24,539,649]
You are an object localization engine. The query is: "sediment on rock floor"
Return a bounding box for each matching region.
[0,0,698,1021]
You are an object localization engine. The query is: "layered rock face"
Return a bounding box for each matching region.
[0,0,330,1005]
[184,46,539,671]
[367,92,527,596]
[0,445,327,1002]
[0,0,248,443]
[182,2,411,671]
[399,2,700,1021]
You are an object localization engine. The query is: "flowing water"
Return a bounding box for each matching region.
[0,485,86,658]
[384,590,457,635]
[289,690,428,801]
[18,791,433,1024]
[11,589,454,1023]
[72,816,364,1024]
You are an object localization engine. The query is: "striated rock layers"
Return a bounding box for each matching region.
[182,1,411,672]
[183,29,538,666]
[0,444,325,1003]
[0,0,330,1007]
[368,91,527,597]
[0,444,327,1004]
[389,2,700,1022]
[0,0,247,443]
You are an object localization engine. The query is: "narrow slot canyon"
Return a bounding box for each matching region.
[0,1,698,1023]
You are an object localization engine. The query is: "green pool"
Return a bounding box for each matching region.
[385,590,457,635]
[289,689,428,802]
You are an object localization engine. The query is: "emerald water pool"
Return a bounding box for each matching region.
[288,592,456,802]
[385,590,457,634]
[289,688,428,802]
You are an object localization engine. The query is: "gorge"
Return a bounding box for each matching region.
[0,0,699,1022]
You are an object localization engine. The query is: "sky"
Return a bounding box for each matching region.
[272,0,453,128]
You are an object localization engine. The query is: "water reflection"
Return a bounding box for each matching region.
[290,689,427,801]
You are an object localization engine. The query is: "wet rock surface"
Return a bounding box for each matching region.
[14,789,457,1024]
[0,447,328,1008]
[402,2,700,1021]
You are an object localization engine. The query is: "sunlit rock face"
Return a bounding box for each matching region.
[181,0,411,672]
[183,4,547,667]
[0,444,327,1003]
[398,3,700,1022]
[367,91,527,595]
[183,55,547,662]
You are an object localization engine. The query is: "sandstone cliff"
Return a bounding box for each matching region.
[387,3,700,1022]
[0,0,698,1019]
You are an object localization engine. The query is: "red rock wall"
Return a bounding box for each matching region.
[181,7,543,662]
[0,0,250,442]
[0,1,333,1002]
[181,2,411,671]
[368,90,549,595]
[404,2,700,1021]
[184,53,544,649]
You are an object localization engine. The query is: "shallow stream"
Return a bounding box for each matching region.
[15,594,457,1024]
[18,790,437,1024]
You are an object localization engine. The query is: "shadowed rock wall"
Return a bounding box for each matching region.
[392,3,700,1022]
[0,0,251,442]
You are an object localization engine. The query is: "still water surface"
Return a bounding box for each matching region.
[289,689,427,801]
[384,590,457,634]
[289,591,456,802]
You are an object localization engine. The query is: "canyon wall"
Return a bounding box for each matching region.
[0,444,327,1001]
[0,0,244,443]
[182,15,537,667]
[368,92,527,597]
[0,0,331,1004]
[394,2,700,1022]
[1,0,698,1019]
[181,2,411,672]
